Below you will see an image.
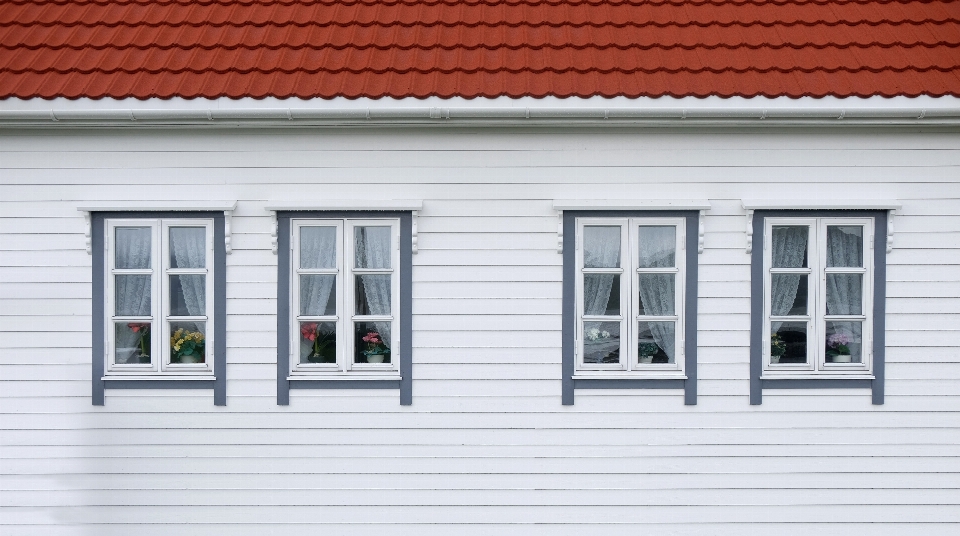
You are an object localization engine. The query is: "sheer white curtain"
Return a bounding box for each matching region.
[825,226,863,315]
[357,227,392,347]
[770,226,808,331]
[300,227,337,316]
[115,228,152,356]
[170,228,207,334]
[636,226,677,360]
[583,227,620,315]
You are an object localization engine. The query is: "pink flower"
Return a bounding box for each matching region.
[300,323,318,342]
[362,332,381,344]
[127,323,149,333]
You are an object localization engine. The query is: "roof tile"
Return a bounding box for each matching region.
[1,0,958,99]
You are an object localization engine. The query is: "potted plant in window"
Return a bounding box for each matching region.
[171,327,205,364]
[362,331,389,363]
[826,333,852,363]
[127,322,151,364]
[638,342,659,364]
[301,323,336,363]
[770,333,786,364]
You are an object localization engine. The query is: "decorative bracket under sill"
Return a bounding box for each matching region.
[698,210,705,254]
[411,210,419,254]
[270,211,279,255]
[83,211,92,254]
[887,209,895,254]
[557,211,564,254]
[745,209,755,254]
[223,210,233,254]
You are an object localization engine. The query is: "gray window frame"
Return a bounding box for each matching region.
[749,209,887,405]
[562,210,700,405]
[276,211,413,405]
[91,211,227,406]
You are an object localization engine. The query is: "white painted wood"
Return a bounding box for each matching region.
[1,125,958,534]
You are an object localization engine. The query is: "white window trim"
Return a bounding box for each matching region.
[762,216,874,378]
[104,218,215,377]
[574,217,686,379]
[289,218,401,377]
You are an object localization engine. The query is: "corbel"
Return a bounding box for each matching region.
[83,211,92,254]
[224,210,233,254]
[887,209,895,253]
[698,210,705,254]
[411,210,419,254]
[557,210,564,254]
[745,209,755,254]
[270,211,279,255]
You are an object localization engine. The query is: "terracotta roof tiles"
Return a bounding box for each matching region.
[1,0,958,99]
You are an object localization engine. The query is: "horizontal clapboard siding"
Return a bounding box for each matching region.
[1,127,958,535]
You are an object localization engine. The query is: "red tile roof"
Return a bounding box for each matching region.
[1,0,958,100]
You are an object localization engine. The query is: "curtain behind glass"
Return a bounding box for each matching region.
[583,227,620,315]
[115,228,152,350]
[357,227,392,346]
[636,226,677,359]
[825,226,863,315]
[300,227,337,317]
[170,228,206,334]
[770,226,808,331]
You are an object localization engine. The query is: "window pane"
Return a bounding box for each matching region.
[771,226,808,268]
[115,322,151,364]
[169,275,205,316]
[638,226,676,268]
[300,321,336,364]
[826,274,863,315]
[355,226,391,269]
[771,274,807,316]
[583,274,619,315]
[355,322,391,364]
[583,321,620,364]
[637,274,675,316]
[169,227,206,269]
[170,321,205,364]
[827,226,863,268]
[638,321,675,364]
[771,322,807,364]
[826,321,863,363]
[300,226,337,269]
[115,227,151,269]
[355,275,391,315]
[300,275,336,316]
[115,275,151,316]
[583,226,620,268]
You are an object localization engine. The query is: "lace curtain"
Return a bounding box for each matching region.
[300,226,337,316]
[170,228,207,334]
[825,226,863,315]
[583,227,620,316]
[770,226,808,331]
[636,226,677,360]
[356,227,392,347]
[115,227,152,354]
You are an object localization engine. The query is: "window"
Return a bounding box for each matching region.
[273,208,415,406]
[747,206,893,405]
[87,207,230,406]
[763,218,873,375]
[560,207,703,406]
[290,219,400,374]
[106,218,215,376]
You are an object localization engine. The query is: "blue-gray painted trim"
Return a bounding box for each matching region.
[276,216,291,405]
[561,210,699,405]
[91,214,106,405]
[277,211,413,405]
[749,210,887,405]
[104,380,216,390]
[289,380,401,390]
[575,379,685,390]
[92,211,225,405]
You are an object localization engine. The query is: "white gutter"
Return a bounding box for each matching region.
[2,96,959,128]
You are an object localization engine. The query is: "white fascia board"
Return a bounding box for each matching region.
[741,200,902,211]
[3,95,959,128]
[554,199,711,211]
[78,201,237,212]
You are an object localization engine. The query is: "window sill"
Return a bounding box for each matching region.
[761,373,875,380]
[573,372,687,381]
[287,373,401,381]
[102,375,215,381]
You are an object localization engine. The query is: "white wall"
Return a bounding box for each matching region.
[1,126,958,535]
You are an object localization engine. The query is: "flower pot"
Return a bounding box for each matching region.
[771,355,781,364]
[831,354,853,363]
[179,353,199,364]
[366,354,385,364]
[638,355,654,364]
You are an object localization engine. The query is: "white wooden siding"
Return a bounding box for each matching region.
[1,127,958,535]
